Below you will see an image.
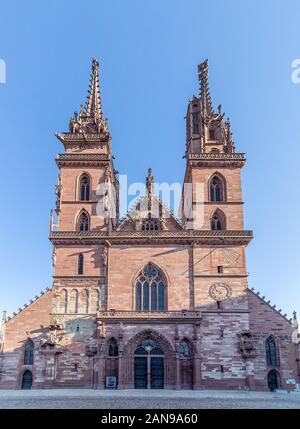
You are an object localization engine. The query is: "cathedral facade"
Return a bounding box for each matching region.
[0,59,299,391]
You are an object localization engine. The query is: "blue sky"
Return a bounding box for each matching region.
[0,0,299,320]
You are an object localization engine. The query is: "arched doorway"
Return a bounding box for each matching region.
[134,339,164,389]
[21,370,33,390]
[268,370,278,392]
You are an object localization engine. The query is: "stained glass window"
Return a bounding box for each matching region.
[108,338,118,357]
[24,339,34,365]
[135,264,166,311]
[179,340,192,358]
[266,336,278,367]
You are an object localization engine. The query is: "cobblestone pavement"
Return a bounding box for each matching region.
[0,389,299,409]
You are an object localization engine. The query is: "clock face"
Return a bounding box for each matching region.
[209,283,232,302]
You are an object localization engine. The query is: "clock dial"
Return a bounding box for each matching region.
[209,283,232,302]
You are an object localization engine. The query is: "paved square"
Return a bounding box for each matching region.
[0,389,299,409]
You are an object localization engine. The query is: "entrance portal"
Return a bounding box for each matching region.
[21,370,33,390]
[268,370,278,392]
[134,339,164,389]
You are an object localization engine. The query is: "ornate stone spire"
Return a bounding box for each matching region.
[185,60,236,155]
[68,58,108,135]
[198,59,214,117]
[85,58,103,120]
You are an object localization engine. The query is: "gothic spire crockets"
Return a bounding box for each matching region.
[85,58,103,120]
[198,59,214,117]
[185,59,236,155]
[68,58,109,135]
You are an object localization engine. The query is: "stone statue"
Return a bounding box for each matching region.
[238,332,256,358]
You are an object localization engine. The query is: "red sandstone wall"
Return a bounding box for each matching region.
[108,245,190,311]
[0,291,52,389]
[58,166,107,230]
[191,167,244,230]
[247,290,298,390]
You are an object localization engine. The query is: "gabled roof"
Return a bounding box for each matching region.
[116,194,183,232]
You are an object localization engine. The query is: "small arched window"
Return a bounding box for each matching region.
[142,218,159,231]
[79,174,90,201]
[266,336,278,367]
[77,211,90,232]
[78,253,84,275]
[211,209,226,231]
[24,339,34,365]
[179,340,192,358]
[135,263,166,311]
[209,175,225,202]
[108,338,118,357]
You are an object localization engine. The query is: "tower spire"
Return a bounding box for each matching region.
[85,58,103,120]
[198,59,214,117]
[68,58,108,135]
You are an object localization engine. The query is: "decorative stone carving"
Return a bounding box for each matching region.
[55,175,62,214]
[238,332,256,358]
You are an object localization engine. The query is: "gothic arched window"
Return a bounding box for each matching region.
[209,174,225,202]
[211,209,226,231]
[135,263,166,311]
[77,211,90,232]
[266,336,278,367]
[79,174,90,201]
[24,339,34,365]
[78,253,84,275]
[179,340,192,358]
[108,338,118,357]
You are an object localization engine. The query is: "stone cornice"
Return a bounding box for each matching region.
[56,153,111,168]
[49,229,253,246]
[94,309,250,323]
[193,201,244,206]
[194,274,248,278]
[96,310,202,322]
[55,132,110,143]
[187,152,245,168]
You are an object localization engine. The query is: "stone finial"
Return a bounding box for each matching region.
[293,311,298,329]
[146,168,154,211]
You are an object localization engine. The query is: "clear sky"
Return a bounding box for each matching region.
[0,0,299,320]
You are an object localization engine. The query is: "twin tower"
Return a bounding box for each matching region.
[2,59,297,392]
